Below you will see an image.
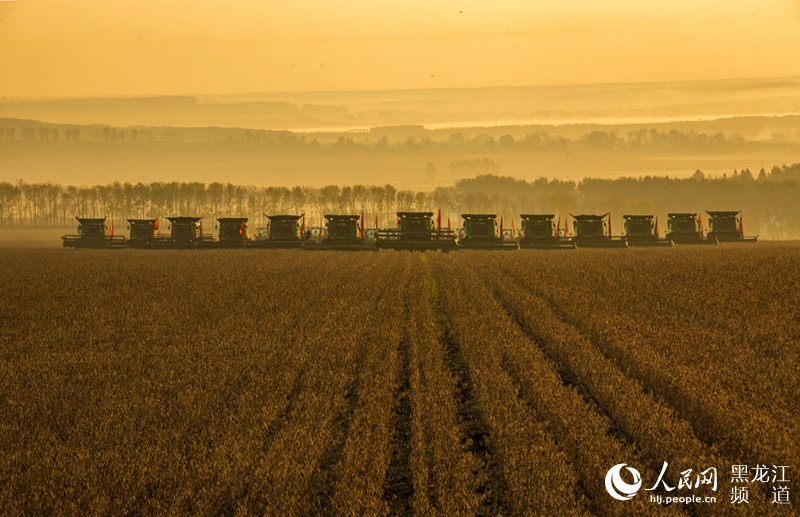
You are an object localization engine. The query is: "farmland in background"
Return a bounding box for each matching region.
[0,244,797,515]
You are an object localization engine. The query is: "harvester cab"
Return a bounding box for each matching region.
[570,213,628,248]
[217,218,249,247]
[62,217,126,248]
[164,216,214,248]
[126,219,158,247]
[518,214,575,249]
[666,213,716,244]
[706,211,758,243]
[308,214,374,251]
[247,214,304,248]
[458,214,518,249]
[326,215,359,239]
[376,212,457,250]
[623,215,673,247]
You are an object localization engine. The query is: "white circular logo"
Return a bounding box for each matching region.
[605,463,642,501]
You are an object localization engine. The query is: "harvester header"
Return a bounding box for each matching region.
[376,211,456,251]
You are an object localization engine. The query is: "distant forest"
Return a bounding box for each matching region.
[2,119,800,153]
[2,164,799,239]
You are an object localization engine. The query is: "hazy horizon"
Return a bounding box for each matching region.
[4,74,800,102]
[3,75,800,130]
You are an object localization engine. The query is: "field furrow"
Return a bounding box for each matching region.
[461,252,778,514]
[428,254,589,515]
[492,250,799,472]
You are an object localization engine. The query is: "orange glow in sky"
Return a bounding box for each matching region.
[1,0,799,96]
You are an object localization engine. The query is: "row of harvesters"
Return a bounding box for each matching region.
[62,210,757,250]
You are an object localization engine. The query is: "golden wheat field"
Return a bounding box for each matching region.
[0,244,798,516]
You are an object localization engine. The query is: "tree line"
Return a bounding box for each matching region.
[1,164,799,239]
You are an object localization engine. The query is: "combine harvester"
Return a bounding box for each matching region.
[376,211,457,251]
[705,211,758,243]
[216,217,249,248]
[666,213,717,244]
[248,214,304,249]
[306,215,375,251]
[622,215,673,247]
[126,218,159,248]
[155,216,215,248]
[457,214,518,250]
[62,217,127,248]
[568,213,628,248]
[517,214,575,249]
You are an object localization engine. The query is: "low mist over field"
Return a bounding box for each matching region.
[4,77,800,130]
[2,78,800,190]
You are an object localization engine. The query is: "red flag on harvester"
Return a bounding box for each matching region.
[437,208,441,232]
[654,217,659,237]
[607,213,612,237]
[564,216,569,236]
[239,220,246,240]
[199,222,203,235]
[360,210,365,238]
[739,212,744,236]
[447,217,451,230]
[697,214,703,232]
[154,217,159,230]
[109,223,114,237]
[500,216,504,234]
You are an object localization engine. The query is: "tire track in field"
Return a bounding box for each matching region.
[485,289,685,514]
[228,364,308,513]
[306,339,370,514]
[430,255,593,514]
[470,260,775,514]
[481,261,714,449]
[383,278,414,516]
[233,365,307,506]
[511,268,797,470]
[490,289,637,450]
[433,295,513,516]
[261,367,308,449]
[439,255,661,515]
[424,259,524,516]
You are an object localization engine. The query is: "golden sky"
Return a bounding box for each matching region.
[1,0,799,97]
